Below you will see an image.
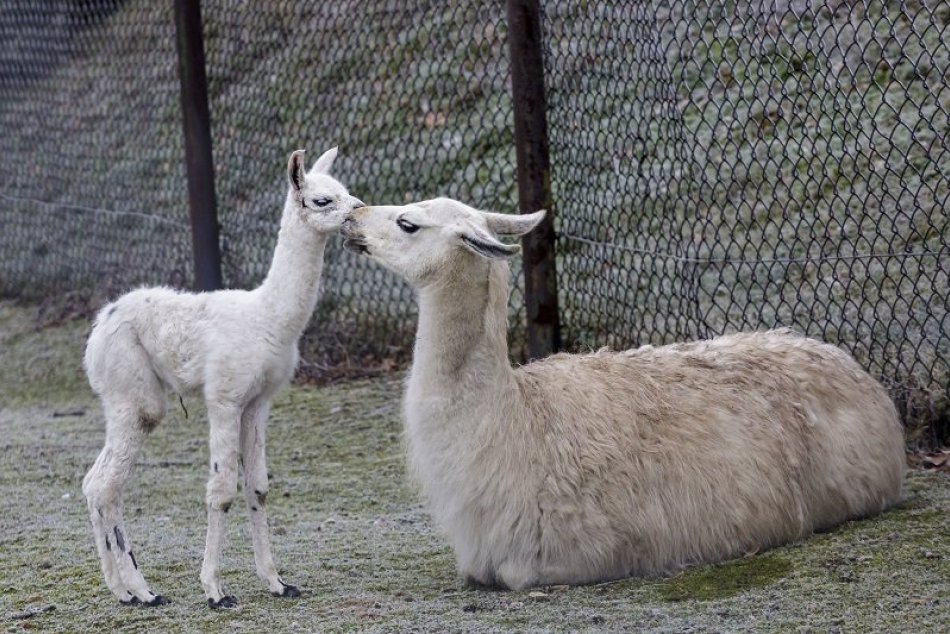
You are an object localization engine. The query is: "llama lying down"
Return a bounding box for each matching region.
[341,198,905,590]
[82,148,364,608]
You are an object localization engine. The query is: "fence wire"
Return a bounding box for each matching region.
[0,0,946,439]
[0,0,191,303]
[544,0,948,441]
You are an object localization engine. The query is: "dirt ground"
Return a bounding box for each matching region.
[0,299,947,633]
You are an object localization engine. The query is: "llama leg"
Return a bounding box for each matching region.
[83,400,169,606]
[496,559,538,591]
[83,446,128,602]
[200,401,242,609]
[240,398,300,597]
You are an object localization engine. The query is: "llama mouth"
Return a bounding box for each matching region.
[343,238,369,255]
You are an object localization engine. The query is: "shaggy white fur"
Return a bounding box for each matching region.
[82,148,363,608]
[341,197,906,590]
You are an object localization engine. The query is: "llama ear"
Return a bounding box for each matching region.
[460,227,521,259]
[482,209,547,237]
[310,146,338,174]
[288,149,306,192]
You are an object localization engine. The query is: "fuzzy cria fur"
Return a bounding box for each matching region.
[82,148,363,608]
[342,197,905,590]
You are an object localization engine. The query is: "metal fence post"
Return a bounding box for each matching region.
[506,0,561,359]
[174,0,222,291]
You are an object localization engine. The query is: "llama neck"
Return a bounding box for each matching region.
[256,195,329,341]
[409,260,514,398]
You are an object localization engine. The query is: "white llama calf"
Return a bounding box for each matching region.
[341,198,905,590]
[82,147,363,608]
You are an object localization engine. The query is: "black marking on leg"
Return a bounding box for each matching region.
[129,550,138,570]
[120,594,140,606]
[272,581,301,598]
[221,502,231,513]
[144,595,170,607]
[213,462,218,473]
[139,415,159,433]
[251,506,258,512]
[208,595,238,610]
[113,526,125,551]
[255,490,267,507]
[97,508,103,517]
[105,535,111,551]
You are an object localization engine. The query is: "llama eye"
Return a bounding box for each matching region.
[311,198,332,208]
[397,218,420,234]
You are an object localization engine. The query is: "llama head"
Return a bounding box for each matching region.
[287,148,365,233]
[341,197,545,287]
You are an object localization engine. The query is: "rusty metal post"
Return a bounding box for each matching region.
[506,0,560,359]
[174,0,222,291]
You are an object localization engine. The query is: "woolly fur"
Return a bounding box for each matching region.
[81,148,363,607]
[343,198,905,590]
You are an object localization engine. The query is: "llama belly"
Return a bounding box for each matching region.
[141,339,203,393]
[154,363,201,394]
[120,335,203,398]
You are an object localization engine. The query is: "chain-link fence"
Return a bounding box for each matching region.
[1,1,947,440]
[544,0,948,442]
[0,0,191,303]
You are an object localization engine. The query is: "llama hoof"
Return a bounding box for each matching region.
[208,595,239,610]
[272,583,301,598]
[144,595,171,607]
[464,575,503,591]
[119,595,140,606]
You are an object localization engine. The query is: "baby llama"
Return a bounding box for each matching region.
[82,147,363,608]
[341,197,905,590]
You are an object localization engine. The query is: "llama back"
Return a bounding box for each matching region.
[84,286,212,395]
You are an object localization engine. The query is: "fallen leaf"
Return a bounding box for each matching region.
[422,112,447,129]
[921,450,950,471]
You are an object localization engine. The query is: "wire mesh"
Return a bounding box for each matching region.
[543,0,948,440]
[0,0,191,303]
[0,0,946,438]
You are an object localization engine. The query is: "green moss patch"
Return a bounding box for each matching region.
[659,554,793,602]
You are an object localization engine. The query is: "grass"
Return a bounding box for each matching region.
[1,300,949,633]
